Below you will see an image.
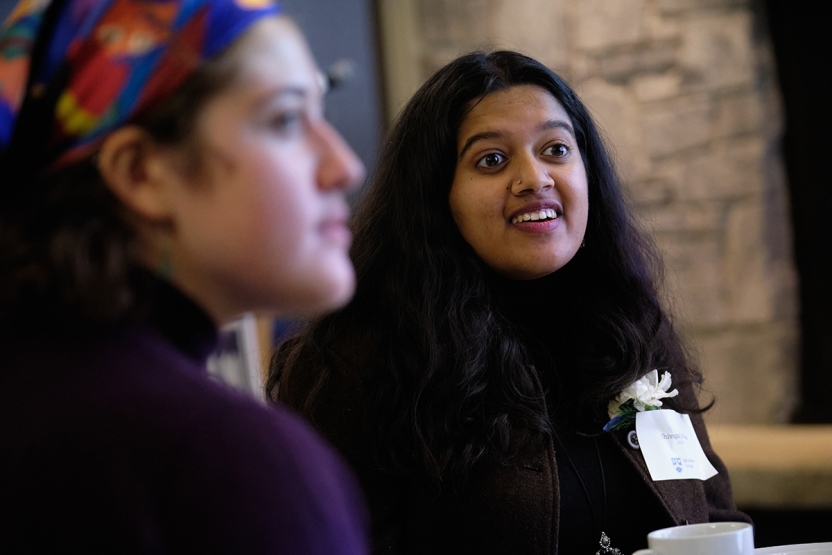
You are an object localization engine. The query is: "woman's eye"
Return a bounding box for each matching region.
[475,152,506,168]
[269,111,303,132]
[544,144,569,157]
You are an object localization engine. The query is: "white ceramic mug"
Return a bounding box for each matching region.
[632,522,754,555]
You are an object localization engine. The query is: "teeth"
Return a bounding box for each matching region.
[512,209,558,225]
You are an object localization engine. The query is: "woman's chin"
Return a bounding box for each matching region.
[317,274,356,313]
[289,263,356,317]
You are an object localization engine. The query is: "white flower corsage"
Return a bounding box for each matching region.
[603,369,679,432]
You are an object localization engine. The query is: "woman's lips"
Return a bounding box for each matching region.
[512,217,561,233]
[508,202,562,232]
[319,215,352,247]
[510,207,558,225]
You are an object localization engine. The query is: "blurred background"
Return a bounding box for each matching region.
[3,0,829,547]
[259,0,832,431]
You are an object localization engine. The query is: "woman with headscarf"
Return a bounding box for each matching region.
[0,0,367,551]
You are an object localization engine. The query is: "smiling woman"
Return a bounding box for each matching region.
[0,0,367,552]
[449,85,589,280]
[270,51,750,554]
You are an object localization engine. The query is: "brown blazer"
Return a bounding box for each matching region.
[277,350,749,555]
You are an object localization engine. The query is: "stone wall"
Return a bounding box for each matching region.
[377,0,798,423]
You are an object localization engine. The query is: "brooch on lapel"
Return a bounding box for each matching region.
[603,370,679,433]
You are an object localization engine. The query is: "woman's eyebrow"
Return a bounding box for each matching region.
[252,86,310,109]
[540,119,575,137]
[458,130,505,159]
[458,119,576,159]
[270,86,307,99]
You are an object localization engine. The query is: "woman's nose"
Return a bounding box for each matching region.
[316,121,366,192]
[510,154,554,195]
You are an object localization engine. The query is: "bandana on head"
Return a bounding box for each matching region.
[0,0,280,169]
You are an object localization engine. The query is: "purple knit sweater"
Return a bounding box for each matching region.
[0,278,369,553]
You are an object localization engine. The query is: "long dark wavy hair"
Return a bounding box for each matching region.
[268,50,701,483]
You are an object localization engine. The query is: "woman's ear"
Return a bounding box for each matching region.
[96,126,182,222]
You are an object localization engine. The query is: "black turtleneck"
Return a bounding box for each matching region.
[490,269,673,554]
[130,267,219,362]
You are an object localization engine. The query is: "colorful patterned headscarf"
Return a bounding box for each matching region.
[0,0,280,170]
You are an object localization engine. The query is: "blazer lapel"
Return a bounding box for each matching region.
[610,429,709,525]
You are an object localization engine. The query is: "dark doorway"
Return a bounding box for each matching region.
[763,0,832,423]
